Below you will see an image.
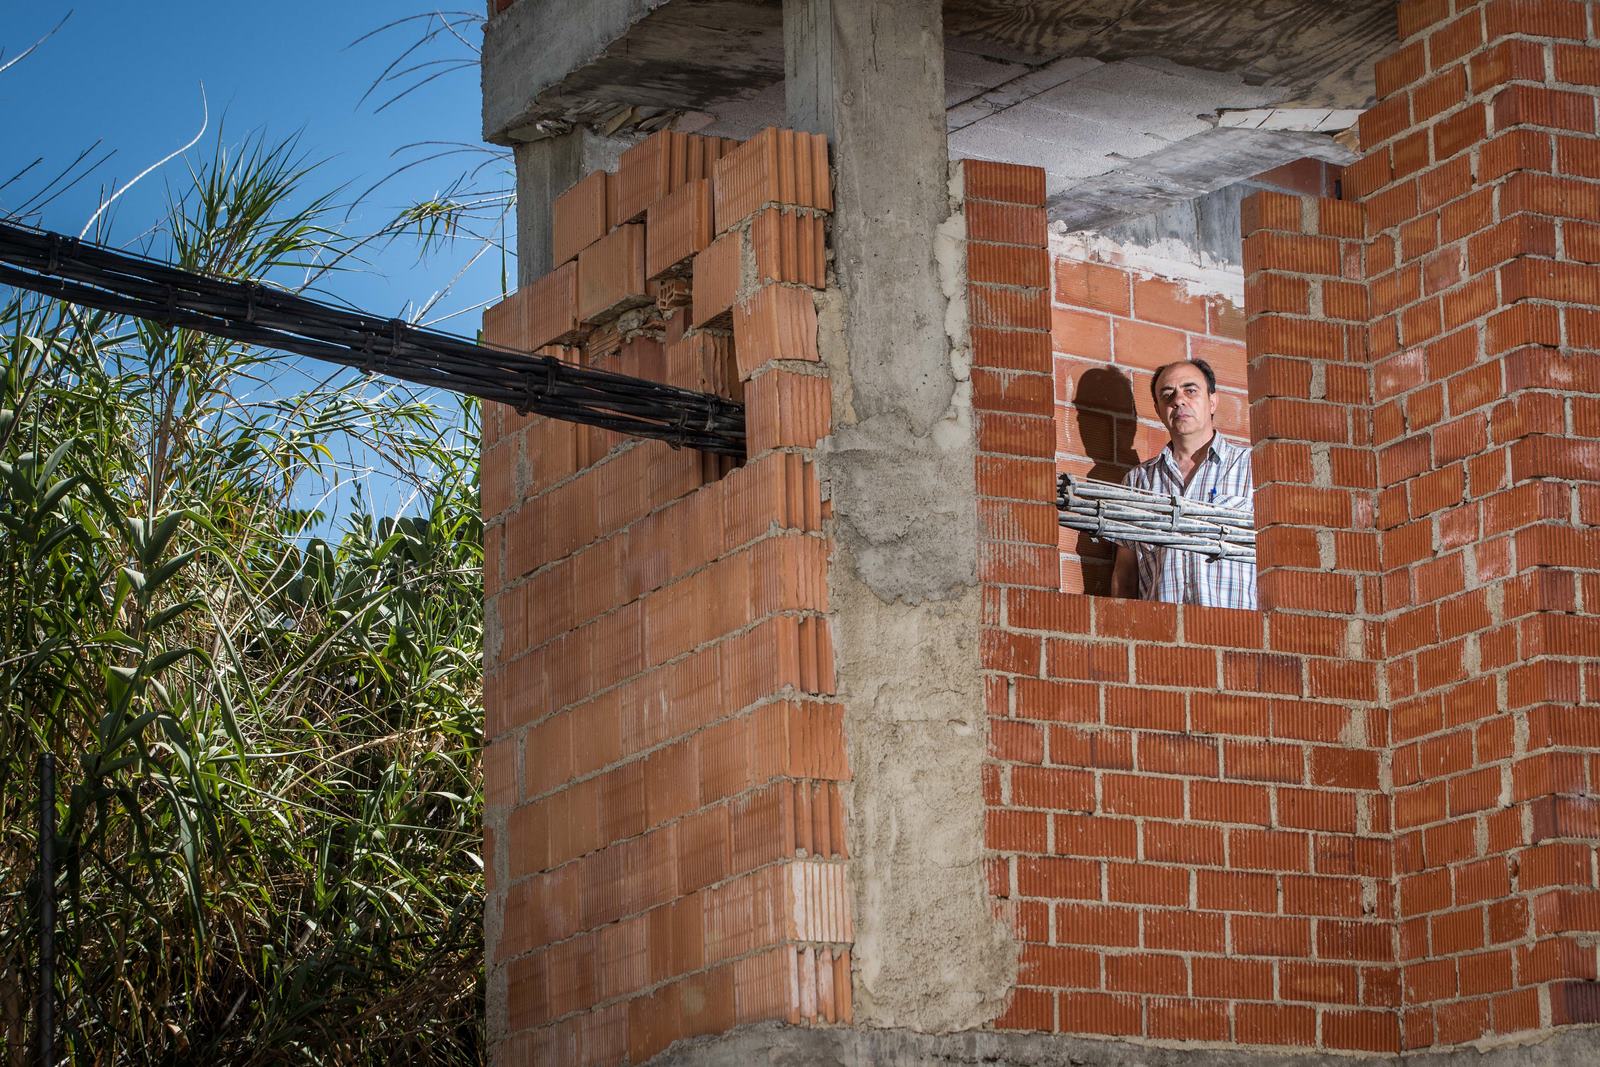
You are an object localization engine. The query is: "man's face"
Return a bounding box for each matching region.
[1153,363,1217,439]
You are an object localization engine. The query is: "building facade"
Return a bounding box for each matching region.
[479,1,1600,1061]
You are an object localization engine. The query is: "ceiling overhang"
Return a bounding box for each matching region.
[483,0,1391,230]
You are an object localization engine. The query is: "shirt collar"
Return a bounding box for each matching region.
[1160,432,1236,470]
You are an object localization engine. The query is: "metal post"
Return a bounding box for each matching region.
[38,750,54,1067]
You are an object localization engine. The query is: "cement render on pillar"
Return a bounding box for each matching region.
[786,0,1016,1034]
[513,129,630,284]
[649,1021,1600,1066]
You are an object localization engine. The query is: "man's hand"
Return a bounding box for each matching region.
[1111,544,1138,599]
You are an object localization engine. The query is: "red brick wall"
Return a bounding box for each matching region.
[970,159,1398,1053]
[980,0,1600,1052]
[1345,0,1600,1047]
[481,128,850,1065]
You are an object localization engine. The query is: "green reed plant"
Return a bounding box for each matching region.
[0,136,484,1064]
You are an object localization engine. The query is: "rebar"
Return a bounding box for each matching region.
[1057,473,1256,562]
[0,219,745,456]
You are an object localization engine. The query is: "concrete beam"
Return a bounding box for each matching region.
[482,0,782,145]
[786,0,1017,1034]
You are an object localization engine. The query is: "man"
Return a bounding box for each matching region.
[1110,358,1257,609]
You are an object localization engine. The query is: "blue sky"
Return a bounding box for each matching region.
[3,1,511,323]
[2,2,513,519]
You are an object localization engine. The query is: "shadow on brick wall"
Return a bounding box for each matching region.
[1066,366,1139,595]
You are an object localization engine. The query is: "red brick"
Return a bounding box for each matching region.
[1016,855,1099,898]
[1139,733,1219,777]
[713,127,829,231]
[1428,8,1483,67]
[646,178,714,279]
[1319,920,1393,962]
[577,223,648,324]
[971,241,1050,287]
[994,987,1053,1031]
[1105,952,1188,994]
[552,170,610,266]
[963,160,1047,205]
[1376,40,1428,96]
[1398,0,1450,39]
[751,207,825,289]
[513,262,586,352]
[1482,0,1590,42]
[968,200,1047,247]
[1059,992,1142,1036]
[1055,814,1138,859]
[1324,1009,1401,1052]
[1236,1003,1316,1046]
[1132,275,1209,332]
[1434,103,1488,161]
[991,718,1045,765]
[972,327,1051,375]
[1055,902,1139,946]
[1555,42,1600,85]
[1012,766,1094,811]
[732,283,818,377]
[1104,773,1184,819]
[1147,998,1230,1041]
[1143,821,1225,866]
[1281,961,1359,1004]
[1232,914,1311,956]
[1472,38,1549,93]
[1224,740,1303,783]
[1018,943,1099,989]
[1111,318,1187,371]
[1358,92,1412,150]
[1050,307,1113,359]
[1196,869,1277,912]
[1133,645,1216,688]
[1415,65,1468,124]
[972,283,1050,331]
[987,809,1049,853]
[1046,639,1130,683]
[1195,956,1274,999]
[1056,260,1131,315]
[1230,828,1311,872]
[1191,780,1273,827]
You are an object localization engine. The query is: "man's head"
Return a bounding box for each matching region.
[1150,358,1218,442]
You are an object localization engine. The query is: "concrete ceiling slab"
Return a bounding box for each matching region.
[944,0,1394,109]
[483,0,783,144]
[485,0,1375,230]
[940,52,1357,228]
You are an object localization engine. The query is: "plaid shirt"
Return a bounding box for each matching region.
[1121,434,1258,609]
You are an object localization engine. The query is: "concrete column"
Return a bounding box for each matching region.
[512,129,627,285]
[784,0,1016,1031]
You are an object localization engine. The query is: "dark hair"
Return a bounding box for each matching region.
[1150,358,1217,402]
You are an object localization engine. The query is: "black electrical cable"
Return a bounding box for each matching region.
[0,218,746,456]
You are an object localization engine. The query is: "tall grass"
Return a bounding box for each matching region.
[0,138,484,1063]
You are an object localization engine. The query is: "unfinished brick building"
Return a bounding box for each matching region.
[478,1,1600,1062]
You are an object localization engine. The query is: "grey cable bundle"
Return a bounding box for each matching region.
[1057,473,1256,562]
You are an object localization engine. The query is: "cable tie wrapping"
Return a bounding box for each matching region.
[0,218,750,456]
